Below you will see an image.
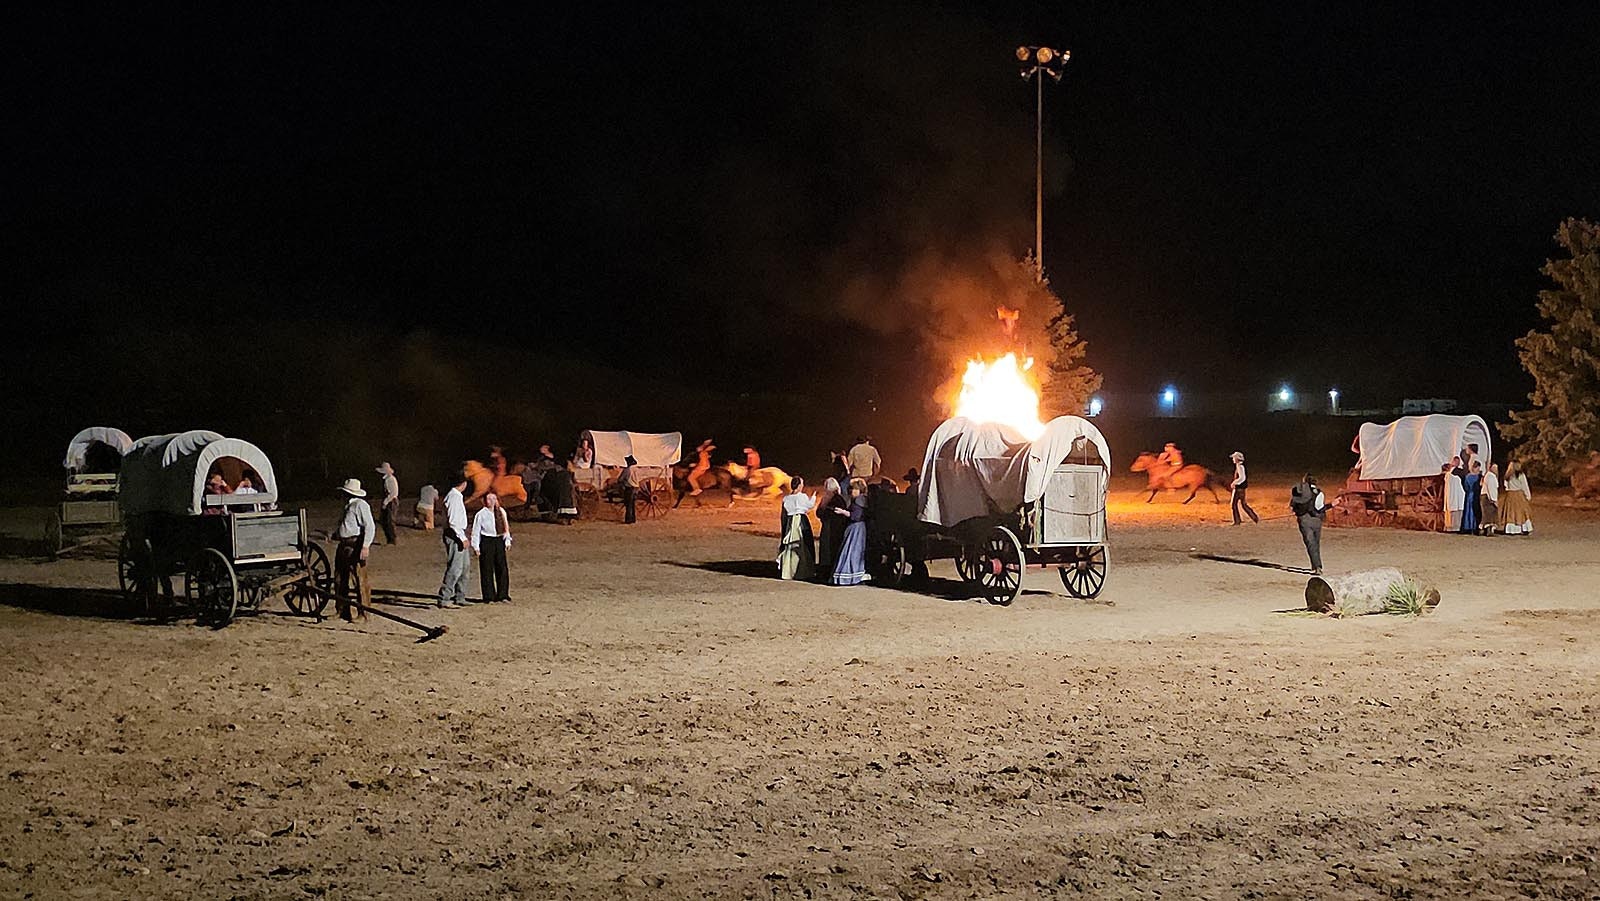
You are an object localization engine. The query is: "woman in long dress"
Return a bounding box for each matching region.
[1499,460,1534,535]
[1460,461,1482,534]
[814,477,848,579]
[830,478,870,586]
[777,477,816,580]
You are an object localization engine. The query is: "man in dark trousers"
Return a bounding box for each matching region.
[1290,473,1330,574]
[620,455,639,524]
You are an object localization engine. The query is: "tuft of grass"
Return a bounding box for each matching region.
[1383,579,1428,617]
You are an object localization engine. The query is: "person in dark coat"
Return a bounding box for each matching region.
[815,476,849,580]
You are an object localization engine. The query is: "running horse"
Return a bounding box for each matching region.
[1130,452,1222,504]
[723,460,792,504]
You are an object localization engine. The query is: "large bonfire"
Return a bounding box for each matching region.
[948,306,1049,440]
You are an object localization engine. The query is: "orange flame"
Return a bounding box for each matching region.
[952,353,1046,440]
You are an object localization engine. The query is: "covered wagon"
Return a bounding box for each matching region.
[867,415,1111,605]
[118,431,331,624]
[47,427,135,554]
[573,430,682,520]
[1328,414,1492,531]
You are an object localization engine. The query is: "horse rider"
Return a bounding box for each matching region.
[1157,442,1185,471]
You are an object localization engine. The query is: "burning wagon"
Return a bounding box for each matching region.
[116,431,332,624]
[868,415,1112,605]
[573,430,682,520]
[47,427,135,555]
[1328,414,1491,531]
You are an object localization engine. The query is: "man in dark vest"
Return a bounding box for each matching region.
[1289,474,1330,574]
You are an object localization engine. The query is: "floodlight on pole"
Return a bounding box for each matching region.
[1278,385,1293,404]
[1328,388,1340,414]
[1088,396,1103,417]
[1161,386,1178,416]
[1016,44,1069,282]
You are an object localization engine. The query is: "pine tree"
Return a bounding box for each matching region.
[1026,259,1102,418]
[1503,218,1600,479]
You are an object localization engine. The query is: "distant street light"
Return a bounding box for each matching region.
[1161,386,1178,416]
[1017,44,1069,282]
[1088,396,1103,417]
[1278,384,1294,404]
[1328,388,1340,415]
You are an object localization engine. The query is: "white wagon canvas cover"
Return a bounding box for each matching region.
[917,415,1111,529]
[579,431,683,468]
[63,427,134,472]
[120,431,280,516]
[1353,415,1491,481]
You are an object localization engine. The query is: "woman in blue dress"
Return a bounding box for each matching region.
[1460,461,1482,534]
[830,478,870,586]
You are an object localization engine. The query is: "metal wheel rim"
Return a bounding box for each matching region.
[1059,545,1108,599]
[979,527,1024,605]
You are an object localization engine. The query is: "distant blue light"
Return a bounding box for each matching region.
[1088,396,1103,417]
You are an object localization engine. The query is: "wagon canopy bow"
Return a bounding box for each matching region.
[1352,415,1491,481]
[119,431,281,516]
[579,430,683,468]
[917,415,1112,529]
[64,427,134,472]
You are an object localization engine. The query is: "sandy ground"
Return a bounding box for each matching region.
[0,477,1597,899]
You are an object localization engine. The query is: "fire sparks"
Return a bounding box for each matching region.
[953,353,1047,439]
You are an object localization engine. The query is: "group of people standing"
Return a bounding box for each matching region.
[1444,452,1534,536]
[777,475,871,585]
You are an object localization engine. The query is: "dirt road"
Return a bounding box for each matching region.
[1,482,1596,898]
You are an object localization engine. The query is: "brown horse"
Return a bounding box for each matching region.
[1130,452,1222,503]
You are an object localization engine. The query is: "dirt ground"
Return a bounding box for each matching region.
[0,477,1596,899]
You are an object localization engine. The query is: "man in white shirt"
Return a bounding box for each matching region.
[332,478,376,622]
[375,462,400,545]
[470,492,514,602]
[437,475,472,609]
[846,436,881,482]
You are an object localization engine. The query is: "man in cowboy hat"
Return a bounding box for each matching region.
[620,455,640,524]
[375,462,400,545]
[1229,451,1260,525]
[332,478,376,622]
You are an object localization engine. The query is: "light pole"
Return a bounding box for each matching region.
[1017,44,1069,282]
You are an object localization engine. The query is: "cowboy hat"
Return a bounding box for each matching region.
[338,478,367,497]
[375,462,394,475]
[1229,451,1244,462]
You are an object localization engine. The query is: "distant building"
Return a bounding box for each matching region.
[1402,398,1459,414]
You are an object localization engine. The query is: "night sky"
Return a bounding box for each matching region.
[11,4,1600,412]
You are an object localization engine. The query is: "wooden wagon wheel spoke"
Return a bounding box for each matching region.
[286,543,332,617]
[189,548,238,627]
[979,526,1025,606]
[1059,546,1108,599]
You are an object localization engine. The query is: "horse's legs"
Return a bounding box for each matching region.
[1145,488,1157,503]
[1183,484,1199,504]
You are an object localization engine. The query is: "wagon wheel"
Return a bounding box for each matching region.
[872,532,913,589]
[117,532,159,614]
[1414,479,1441,514]
[977,526,1025,606]
[43,512,63,557]
[285,543,333,618]
[641,481,671,520]
[955,547,981,584]
[186,548,238,627]
[1059,545,1109,599]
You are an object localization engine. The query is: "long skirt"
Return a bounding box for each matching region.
[778,514,815,580]
[817,511,844,577]
[1499,491,1533,534]
[831,522,868,586]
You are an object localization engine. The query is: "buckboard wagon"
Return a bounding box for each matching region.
[47,427,134,555]
[867,415,1111,606]
[1327,414,1491,531]
[572,429,681,520]
[116,431,331,625]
